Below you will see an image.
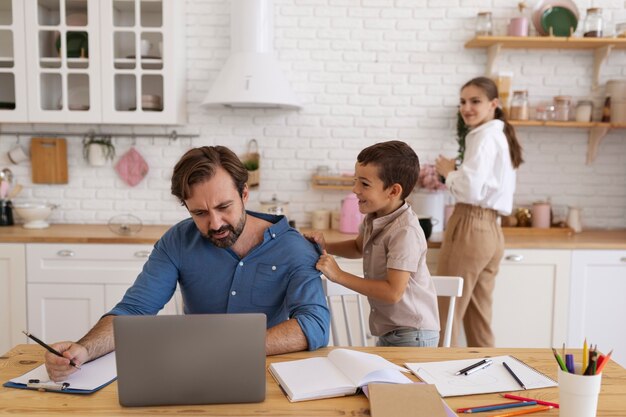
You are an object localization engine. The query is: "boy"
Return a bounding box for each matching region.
[307,140,440,347]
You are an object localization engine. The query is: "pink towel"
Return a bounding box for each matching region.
[115,148,149,187]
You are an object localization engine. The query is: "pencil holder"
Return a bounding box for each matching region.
[558,366,602,417]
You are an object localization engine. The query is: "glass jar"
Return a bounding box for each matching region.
[554,96,571,121]
[510,90,529,120]
[476,12,493,36]
[575,100,593,122]
[583,8,603,37]
[616,22,626,38]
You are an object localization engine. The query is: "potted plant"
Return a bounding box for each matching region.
[83,135,115,166]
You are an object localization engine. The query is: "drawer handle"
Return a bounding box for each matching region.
[56,250,75,257]
[505,254,524,262]
[134,250,151,258]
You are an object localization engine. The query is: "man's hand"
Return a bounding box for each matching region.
[44,342,89,382]
[316,250,343,283]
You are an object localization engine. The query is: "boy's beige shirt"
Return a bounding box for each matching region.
[360,202,440,336]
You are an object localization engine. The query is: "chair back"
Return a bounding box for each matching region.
[432,275,464,347]
[322,278,369,346]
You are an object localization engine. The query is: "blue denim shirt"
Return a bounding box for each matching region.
[108,211,330,350]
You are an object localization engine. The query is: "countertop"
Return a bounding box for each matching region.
[0,224,625,249]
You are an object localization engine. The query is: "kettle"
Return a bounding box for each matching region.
[339,193,363,234]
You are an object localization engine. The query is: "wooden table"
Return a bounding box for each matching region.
[1,345,625,416]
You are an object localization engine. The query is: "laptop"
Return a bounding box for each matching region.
[113,313,266,406]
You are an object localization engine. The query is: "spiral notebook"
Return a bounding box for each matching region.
[405,355,557,397]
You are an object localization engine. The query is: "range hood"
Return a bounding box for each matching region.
[202,0,301,110]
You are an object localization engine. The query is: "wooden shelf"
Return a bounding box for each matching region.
[311,175,354,191]
[465,36,626,87]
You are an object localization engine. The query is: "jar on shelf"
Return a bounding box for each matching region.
[575,100,593,122]
[554,96,572,121]
[510,90,529,120]
[476,12,493,36]
[616,22,626,38]
[583,8,603,38]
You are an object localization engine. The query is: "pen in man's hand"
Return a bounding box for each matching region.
[455,358,493,375]
[22,331,80,369]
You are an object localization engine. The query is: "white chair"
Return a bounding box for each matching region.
[322,278,369,347]
[431,275,464,348]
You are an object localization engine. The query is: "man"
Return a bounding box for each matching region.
[45,146,329,381]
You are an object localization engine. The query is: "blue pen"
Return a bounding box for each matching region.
[565,353,575,373]
[463,401,537,414]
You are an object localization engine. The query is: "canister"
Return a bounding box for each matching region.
[531,201,551,229]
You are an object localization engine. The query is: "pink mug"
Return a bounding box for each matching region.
[508,17,529,37]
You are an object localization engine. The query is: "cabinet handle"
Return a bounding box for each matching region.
[56,250,75,257]
[505,254,524,262]
[134,250,151,258]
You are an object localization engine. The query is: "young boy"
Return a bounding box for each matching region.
[307,140,440,347]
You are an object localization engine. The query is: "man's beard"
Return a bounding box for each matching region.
[203,211,246,248]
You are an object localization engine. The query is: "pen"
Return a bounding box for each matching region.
[465,359,492,375]
[455,358,492,375]
[460,401,536,413]
[490,405,552,417]
[502,393,559,409]
[503,361,526,390]
[22,331,79,369]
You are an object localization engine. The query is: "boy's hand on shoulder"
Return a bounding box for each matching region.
[303,231,326,251]
[316,250,342,283]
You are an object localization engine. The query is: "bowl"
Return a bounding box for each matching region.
[12,202,57,229]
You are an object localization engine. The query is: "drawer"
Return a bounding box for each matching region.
[26,243,153,284]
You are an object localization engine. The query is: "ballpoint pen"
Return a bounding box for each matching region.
[458,359,493,375]
[502,361,526,390]
[455,359,490,375]
[22,331,80,369]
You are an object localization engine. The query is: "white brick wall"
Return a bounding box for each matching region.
[1,0,625,229]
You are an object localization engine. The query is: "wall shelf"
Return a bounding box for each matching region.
[508,120,626,164]
[465,36,626,87]
[311,175,354,191]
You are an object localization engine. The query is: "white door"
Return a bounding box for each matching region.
[493,249,571,348]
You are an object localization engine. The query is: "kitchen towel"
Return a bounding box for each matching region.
[115,148,149,187]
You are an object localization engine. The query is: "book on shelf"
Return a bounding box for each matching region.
[268,348,412,402]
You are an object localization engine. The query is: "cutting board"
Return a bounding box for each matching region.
[30,137,68,184]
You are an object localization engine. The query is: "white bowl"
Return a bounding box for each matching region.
[12,202,57,229]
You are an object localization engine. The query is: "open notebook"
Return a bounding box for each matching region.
[405,355,557,397]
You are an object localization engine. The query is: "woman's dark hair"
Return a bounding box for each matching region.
[171,146,248,204]
[357,140,420,200]
[462,76,524,168]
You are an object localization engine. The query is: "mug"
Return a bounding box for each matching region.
[508,17,529,36]
[311,210,330,230]
[8,144,29,164]
[418,216,439,240]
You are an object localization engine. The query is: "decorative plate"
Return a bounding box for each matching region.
[541,6,578,37]
[532,0,579,36]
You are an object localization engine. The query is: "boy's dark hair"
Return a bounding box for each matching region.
[357,140,420,200]
[171,146,248,204]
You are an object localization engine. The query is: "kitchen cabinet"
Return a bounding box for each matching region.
[465,35,626,164]
[0,0,28,121]
[425,248,571,348]
[568,250,626,368]
[0,244,27,355]
[25,243,181,343]
[1,0,185,124]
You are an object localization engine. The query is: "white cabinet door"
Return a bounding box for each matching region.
[568,250,626,368]
[0,0,28,122]
[0,243,27,354]
[27,283,104,343]
[493,249,571,348]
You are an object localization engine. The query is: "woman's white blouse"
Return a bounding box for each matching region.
[445,119,516,216]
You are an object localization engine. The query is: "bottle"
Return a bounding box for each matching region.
[583,8,603,38]
[510,90,529,120]
[476,12,493,36]
[575,100,593,122]
[554,96,571,121]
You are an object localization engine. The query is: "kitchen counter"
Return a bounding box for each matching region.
[0,224,625,249]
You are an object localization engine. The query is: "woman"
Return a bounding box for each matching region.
[435,76,523,347]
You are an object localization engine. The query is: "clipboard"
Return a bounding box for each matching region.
[3,352,117,395]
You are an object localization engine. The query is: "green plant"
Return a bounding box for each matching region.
[243,159,259,171]
[456,110,469,163]
[83,136,116,161]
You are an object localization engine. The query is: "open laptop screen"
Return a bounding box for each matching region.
[113,313,266,406]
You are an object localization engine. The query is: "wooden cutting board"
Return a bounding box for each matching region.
[30,137,68,184]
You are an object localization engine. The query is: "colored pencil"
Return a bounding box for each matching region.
[565,354,575,374]
[461,401,536,413]
[582,338,588,375]
[595,349,613,374]
[456,401,529,413]
[552,348,567,371]
[502,394,559,409]
[490,405,553,417]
